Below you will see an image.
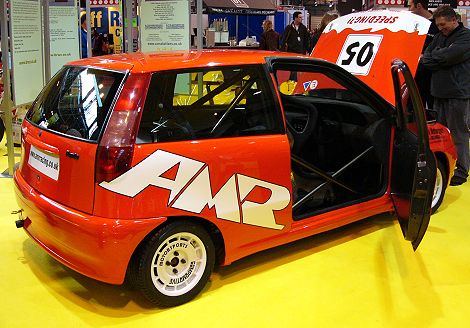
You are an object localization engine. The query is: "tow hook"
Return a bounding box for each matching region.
[12,209,24,228]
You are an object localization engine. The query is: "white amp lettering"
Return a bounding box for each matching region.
[172,168,240,223]
[99,150,205,203]
[99,150,290,230]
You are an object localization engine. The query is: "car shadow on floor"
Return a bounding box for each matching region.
[20,212,396,313]
[210,213,395,283]
[21,238,160,311]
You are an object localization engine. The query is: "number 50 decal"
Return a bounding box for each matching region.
[336,34,383,76]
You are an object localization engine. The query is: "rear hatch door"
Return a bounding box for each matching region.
[20,65,128,214]
[311,10,430,104]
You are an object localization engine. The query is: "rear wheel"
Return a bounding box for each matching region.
[129,221,215,307]
[431,160,447,214]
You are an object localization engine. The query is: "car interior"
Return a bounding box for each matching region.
[278,72,391,220]
[137,66,283,143]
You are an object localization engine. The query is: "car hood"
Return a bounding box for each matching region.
[311,10,431,104]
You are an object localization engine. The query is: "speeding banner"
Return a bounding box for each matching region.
[311,10,430,104]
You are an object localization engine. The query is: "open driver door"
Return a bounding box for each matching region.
[390,59,437,250]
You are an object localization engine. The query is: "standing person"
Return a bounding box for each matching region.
[259,20,280,51]
[80,14,89,58]
[310,12,339,52]
[423,5,470,186]
[281,11,310,55]
[92,29,105,57]
[409,0,439,109]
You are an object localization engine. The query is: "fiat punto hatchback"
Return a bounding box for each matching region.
[14,10,456,307]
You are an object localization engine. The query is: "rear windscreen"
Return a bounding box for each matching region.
[26,66,125,141]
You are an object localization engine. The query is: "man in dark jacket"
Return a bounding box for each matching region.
[409,0,439,109]
[423,5,470,185]
[281,11,310,55]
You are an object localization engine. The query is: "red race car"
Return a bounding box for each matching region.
[13,10,456,307]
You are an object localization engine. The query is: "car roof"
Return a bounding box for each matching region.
[67,50,304,73]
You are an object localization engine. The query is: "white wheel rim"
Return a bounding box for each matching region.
[151,232,207,297]
[432,168,443,209]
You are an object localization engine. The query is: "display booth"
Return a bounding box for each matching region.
[83,0,123,54]
[201,0,277,47]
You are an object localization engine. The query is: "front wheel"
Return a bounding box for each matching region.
[431,160,447,214]
[129,221,215,307]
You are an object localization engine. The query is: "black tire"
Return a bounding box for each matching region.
[431,160,447,214]
[129,221,215,307]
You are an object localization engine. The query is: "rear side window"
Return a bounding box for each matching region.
[137,65,283,143]
[27,66,125,141]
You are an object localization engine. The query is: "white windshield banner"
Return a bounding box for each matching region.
[324,10,431,36]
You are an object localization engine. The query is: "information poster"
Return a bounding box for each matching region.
[140,0,190,52]
[10,0,44,105]
[50,4,80,76]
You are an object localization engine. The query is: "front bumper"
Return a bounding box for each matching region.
[13,170,166,284]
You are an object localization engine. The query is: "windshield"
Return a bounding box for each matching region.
[27,66,125,141]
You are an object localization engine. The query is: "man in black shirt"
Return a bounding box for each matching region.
[281,11,310,55]
[423,5,470,186]
[409,0,439,109]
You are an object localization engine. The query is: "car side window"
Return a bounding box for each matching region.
[136,65,283,143]
[276,70,366,104]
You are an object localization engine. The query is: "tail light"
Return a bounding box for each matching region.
[95,73,150,183]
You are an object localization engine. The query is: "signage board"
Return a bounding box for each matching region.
[140,0,190,52]
[10,0,44,105]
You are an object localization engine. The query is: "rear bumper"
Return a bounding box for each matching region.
[13,170,166,284]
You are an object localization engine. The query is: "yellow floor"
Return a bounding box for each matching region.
[1,141,469,328]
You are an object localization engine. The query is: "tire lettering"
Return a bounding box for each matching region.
[169,261,195,285]
[158,242,189,267]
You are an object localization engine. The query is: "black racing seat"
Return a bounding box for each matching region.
[283,97,319,156]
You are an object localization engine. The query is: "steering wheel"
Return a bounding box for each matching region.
[165,118,196,140]
[153,103,196,141]
[284,102,318,154]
